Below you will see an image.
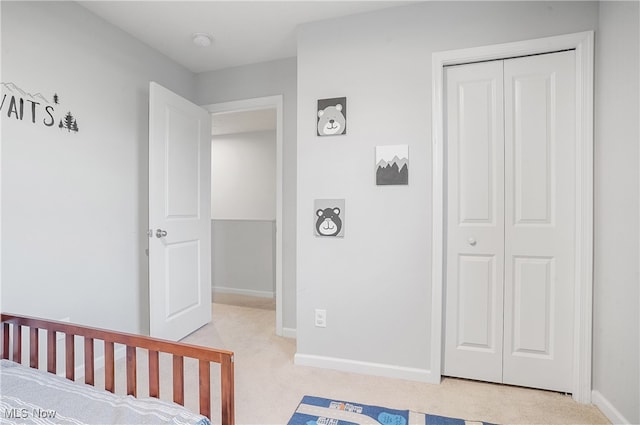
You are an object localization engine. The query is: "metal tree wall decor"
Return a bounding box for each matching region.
[59,111,79,133]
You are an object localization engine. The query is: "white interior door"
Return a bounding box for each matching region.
[444,60,505,383]
[149,82,212,341]
[502,51,575,392]
[444,50,576,392]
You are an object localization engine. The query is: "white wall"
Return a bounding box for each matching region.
[593,2,640,423]
[1,1,195,334]
[211,130,276,220]
[296,1,599,380]
[196,58,297,331]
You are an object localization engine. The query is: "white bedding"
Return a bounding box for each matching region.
[0,359,211,425]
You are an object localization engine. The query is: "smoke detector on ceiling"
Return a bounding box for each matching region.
[192,33,213,47]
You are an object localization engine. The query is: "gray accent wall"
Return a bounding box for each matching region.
[196,58,297,331]
[212,220,276,298]
[1,1,195,335]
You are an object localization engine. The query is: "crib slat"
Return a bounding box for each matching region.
[105,341,115,393]
[2,323,9,359]
[30,327,38,368]
[84,337,95,385]
[47,331,57,373]
[173,355,184,405]
[149,350,160,398]
[126,346,137,396]
[65,334,75,380]
[199,359,211,418]
[221,354,235,425]
[13,324,22,362]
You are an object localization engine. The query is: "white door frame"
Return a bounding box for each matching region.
[430,31,594,403]
[203,95,284,337]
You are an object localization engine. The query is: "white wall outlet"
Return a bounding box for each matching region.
[314,309,327,328]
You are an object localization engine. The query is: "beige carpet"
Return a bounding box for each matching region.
[177,299,609,425]
[97,298,608,424]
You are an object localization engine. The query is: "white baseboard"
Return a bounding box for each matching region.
[294,353,436,383]
[592,390,631,424]
[281,327,296,339]
[212,286,274,299]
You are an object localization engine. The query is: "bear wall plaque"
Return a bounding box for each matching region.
[314,199,345,238]
[317,97,346,136]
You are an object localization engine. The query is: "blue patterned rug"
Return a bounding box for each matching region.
[288,395,495,425]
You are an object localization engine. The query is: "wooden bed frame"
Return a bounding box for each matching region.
[0,313,235,425]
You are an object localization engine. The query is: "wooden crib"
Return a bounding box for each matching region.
[1,313,235,425]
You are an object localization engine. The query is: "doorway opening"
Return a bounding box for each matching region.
[204,96,284,336]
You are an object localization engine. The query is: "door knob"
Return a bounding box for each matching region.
[156,229,167,238]
[468,237,477,246]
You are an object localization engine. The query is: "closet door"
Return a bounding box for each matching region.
[443,60,505,383]
[502,51,576,392]
[444,50,576,393]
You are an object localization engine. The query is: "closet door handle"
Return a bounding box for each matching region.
[156,229,168,238]
[467,237,477,246]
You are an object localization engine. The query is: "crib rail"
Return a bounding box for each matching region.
[1,313,235,425]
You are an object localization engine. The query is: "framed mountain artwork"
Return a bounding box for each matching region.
[375,145,408,185]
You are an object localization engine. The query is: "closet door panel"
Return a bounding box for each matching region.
[444,61,504,383]
[512,74,554,224]
[503,50,576,393]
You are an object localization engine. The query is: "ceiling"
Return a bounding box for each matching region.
[79,1,415,74]
[212,108,276,136]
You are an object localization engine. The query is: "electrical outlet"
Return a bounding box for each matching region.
[314,309,327,328]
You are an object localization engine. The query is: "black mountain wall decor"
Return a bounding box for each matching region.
[376,145,409,185]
